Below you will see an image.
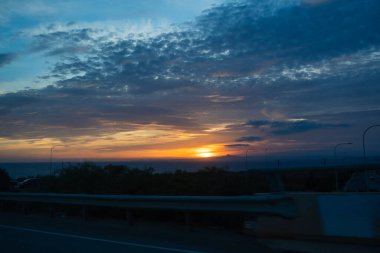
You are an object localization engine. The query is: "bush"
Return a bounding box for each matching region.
[0,168,11,191]
[35,163,271,195]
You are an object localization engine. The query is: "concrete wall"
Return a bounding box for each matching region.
[252,193,380,241]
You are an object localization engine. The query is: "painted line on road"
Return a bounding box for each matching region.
[0,224,204,253]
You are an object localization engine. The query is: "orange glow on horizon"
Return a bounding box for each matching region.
[0,135,231,160]
[195,148,216,158]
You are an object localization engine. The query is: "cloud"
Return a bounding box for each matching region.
[29,28,96,56]
[225,144,251,148]
[207,94,244,103]
[246,119,349,135]
[0,85,204,140]
[29,0,379,95]
[0,53,17,68]
[235,136,263,142]
[0,0,59,25]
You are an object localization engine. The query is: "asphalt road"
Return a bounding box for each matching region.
[0,212,274,253]
[0,224,203,253]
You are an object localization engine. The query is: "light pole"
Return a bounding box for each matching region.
[362,124,380,192]
[334,142,352,191]
[362,124,380,162]
[245,148,255,170]
[50,145,65,175]
[334,142,352,164]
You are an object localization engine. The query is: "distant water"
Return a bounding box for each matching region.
[0,160,245,179]
[0,162,51,179]
[0,156,375,179]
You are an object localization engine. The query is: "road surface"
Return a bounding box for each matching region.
[0,212,273,253]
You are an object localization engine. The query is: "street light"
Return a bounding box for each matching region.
[362,124,380,161]
[334,142,352,164]
[245,148,255,170]
[334,142,352,191]
[50,145,65,175]
[362,124,380,192]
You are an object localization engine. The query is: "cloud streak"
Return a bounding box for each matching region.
[246,119,349,135]
[235,136,263,142]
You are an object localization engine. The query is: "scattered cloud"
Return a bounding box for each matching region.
[0,53,17,68]
[28,0,379,96]
[207,95,244,103]
[0,0,60,25]
[246,119,349,135]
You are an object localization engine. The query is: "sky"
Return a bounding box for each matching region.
[0,0,380,162]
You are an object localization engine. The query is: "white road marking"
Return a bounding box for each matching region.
[0,224,204,253]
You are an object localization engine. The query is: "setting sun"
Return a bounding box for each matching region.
[196,148,215,158]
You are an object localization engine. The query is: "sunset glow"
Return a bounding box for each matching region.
[196,148,215,158]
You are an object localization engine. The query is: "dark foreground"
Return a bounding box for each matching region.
[0,212,273,253]
[1,212,379,253]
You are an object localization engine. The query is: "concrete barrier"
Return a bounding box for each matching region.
[318,193,380,239]
[251,192,380,242]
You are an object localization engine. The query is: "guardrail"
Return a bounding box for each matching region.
[0,192,298,220]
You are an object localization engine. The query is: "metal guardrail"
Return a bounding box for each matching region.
[0,192,298,219]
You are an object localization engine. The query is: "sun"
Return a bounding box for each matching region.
[196,148,215,158]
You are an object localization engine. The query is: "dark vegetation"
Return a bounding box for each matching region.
[5,162,380,194]
[33,162,272,195]
[0,168,11,191]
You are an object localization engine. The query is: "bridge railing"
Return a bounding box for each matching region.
[0,192,298,219]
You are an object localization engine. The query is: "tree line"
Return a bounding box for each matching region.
[1,162,378,194]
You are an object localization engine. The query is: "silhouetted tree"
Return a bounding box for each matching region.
[0,168,11,191]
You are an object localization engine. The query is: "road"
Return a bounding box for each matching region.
[0,212,274,253]
[0,224,204,253]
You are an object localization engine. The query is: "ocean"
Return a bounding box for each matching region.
[0,160,246,179]
[0,157,370,179]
